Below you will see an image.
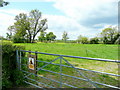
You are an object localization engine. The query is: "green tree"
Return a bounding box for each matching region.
[10,13,28,43]
[100,26,119,44]
[90,37,99,44]
[0,0,9,7]
[38,30,46,42]
[114,36,120,44]
[0,36,6,40]
[77,35,89,44]
[6,26,14,40]
[62,31,69,43]
[8,9,48,43]
[46,32,56,42]
[6,33,12,40]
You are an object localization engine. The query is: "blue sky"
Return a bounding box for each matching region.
[3,2,64,15]
[0,0,118,40]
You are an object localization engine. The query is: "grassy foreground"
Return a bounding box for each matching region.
[13,42,119,88]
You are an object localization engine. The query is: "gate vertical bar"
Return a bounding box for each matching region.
[35,51,38,85]
[60,56,62,88]
[35,51,38,75]
[16,50,20,70]
[20,51,21,70]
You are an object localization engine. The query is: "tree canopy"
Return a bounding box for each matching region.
[0,0,9,7]
[46,32,56,42]
[8,9,48,43]
[38,31,56,42]
[100,26,119,44]
[90,37,99,44]
[62,31,69,43]
[38,30,46,42]
[77,35,89,44]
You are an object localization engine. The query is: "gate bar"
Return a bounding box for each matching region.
[24,81,43,88]
[16,50,19,70]
[21,70,78,88]
[62,57,99,88]
[60,56,62,88]
[39,69,119,89]
[20,51,21,70]
[20,50,120,63]
[25,77,55,88]
[36,60,120,77]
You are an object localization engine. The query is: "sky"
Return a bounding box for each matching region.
[0,0,118,40]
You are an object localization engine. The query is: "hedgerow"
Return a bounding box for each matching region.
[2,42,27,89]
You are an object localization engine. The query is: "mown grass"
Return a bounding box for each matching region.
[14,43,118,59]
[14,43,119,73]
[14,42,119,88]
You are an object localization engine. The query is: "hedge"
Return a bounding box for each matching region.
[2,42,27,89]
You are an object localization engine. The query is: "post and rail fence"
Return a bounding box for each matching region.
[16,50,120,89]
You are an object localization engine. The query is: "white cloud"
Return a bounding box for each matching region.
[44,0,118,39]
[0,9,28,16]
[37,0,118,40]
[0,9,28,37]
[52,0,118,21]
[0,13,14,36]
[43,14,99,39]
[0,0,118,40]
[93,23,109,28]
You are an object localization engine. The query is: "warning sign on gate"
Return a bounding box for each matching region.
[28,54,36,72]
[28,57,34,70]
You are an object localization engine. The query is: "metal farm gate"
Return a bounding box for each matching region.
[16,50,120,89]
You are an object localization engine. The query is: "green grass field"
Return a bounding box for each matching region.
[14,42,118,60]
[13,42,119,88]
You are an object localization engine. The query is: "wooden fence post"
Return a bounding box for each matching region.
[35,51,38,85]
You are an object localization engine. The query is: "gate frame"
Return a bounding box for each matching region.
[16,50,120,89]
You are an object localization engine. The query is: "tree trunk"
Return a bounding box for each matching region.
[32,35,36,43]
[29,36,32,43]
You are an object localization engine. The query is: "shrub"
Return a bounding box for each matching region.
[66,40,77,43]
[12,36,26,43]
[2,42,27,89]
[0,36,6,40]
[90,37,99,44]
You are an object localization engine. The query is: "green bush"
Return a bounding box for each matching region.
[90,37,99,44]
[66,40,77,43]
[2,42,27,89]
[12,36,26,43]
